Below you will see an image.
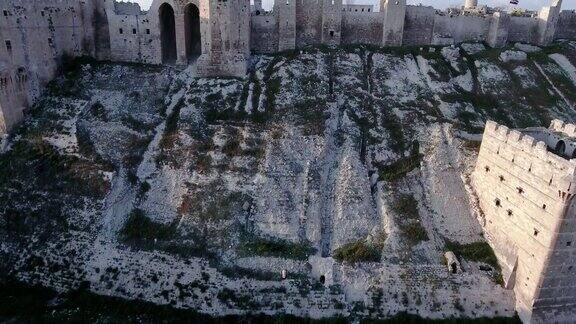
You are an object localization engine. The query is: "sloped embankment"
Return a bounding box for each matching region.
[2,41,576,320]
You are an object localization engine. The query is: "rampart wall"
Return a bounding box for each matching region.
[556,10,576,39]
[403,5,435,46]
[341,11,382,46]
[0,0,98,133]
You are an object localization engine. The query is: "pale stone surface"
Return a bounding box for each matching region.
[1,0,575,136]
[473,119,576,323]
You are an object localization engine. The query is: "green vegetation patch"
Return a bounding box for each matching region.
[377,141,422,182]
[333,240,381,264]
[0,138,111,236]
[120,209,177,242]
[238,236,316,261]
[393,194,420,221]
[445,240,499,269]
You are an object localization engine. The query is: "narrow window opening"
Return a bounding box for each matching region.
[146,29,150,35]
[132,28,137,34]
[495,198,501,207]
[499,175,505,182]
[543,204,547,210]
[119,28,123,34]
[5,40,11,52]
[319,275,325,285]
[329,30,334,37]
[485,166,490,172]
[534,229,539,237]
[3,10,8,17]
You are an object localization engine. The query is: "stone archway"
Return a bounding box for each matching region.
[184,3,201,61]
[159,3,177,64]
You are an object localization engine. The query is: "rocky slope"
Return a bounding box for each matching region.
[2,41,576,320]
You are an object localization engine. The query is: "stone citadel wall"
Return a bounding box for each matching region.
[473,120,576,323]
[0,0,576,136]
[0,0,101,134]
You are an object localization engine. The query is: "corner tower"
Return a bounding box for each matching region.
[473,120,576,323]
[464,0,478,9]
[381,0,406,46]
[537,0,563,46]
[196,0,251,77]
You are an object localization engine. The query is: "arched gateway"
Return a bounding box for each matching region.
[184,4,201,61]
[159,3,177,64]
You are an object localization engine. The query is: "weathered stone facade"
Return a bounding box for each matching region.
[474,120,576,323]
[1,0,575,136]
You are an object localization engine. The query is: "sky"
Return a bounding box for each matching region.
[129,0,575,12]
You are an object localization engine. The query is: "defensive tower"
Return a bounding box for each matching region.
[474,120,576,323]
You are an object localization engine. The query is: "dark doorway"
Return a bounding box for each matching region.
[160,3,177,64]
[555,140,566,156]
[450,263,457,274]
[184,4,201,61]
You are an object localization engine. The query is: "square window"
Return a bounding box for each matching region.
[3,10,8,17]
[567,241,572,247]
[507,209,513,216]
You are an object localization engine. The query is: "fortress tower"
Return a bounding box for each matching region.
[464,0,478,9]
[381,0,406,46]
[537,0,563,45]
[474,120,576,323]
[195,0,251,77]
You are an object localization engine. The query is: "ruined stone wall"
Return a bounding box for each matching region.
[340,11,382,46]
[508,16,539,44]
[295,0,322,47]
[432,14,490,45]
[403,5,435,46]
[0,0,97,134]
[251,14,278,54]
[487,12,511,48]
[556,10,576,40]
[473,120,576,323]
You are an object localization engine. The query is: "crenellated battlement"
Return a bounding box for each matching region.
[475,120,576,324]
[549,119,576,137]
[485,121,576,165]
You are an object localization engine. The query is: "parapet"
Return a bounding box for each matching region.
[549,119,576,138]
[483,120,576,169]
[113,1,143,15]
